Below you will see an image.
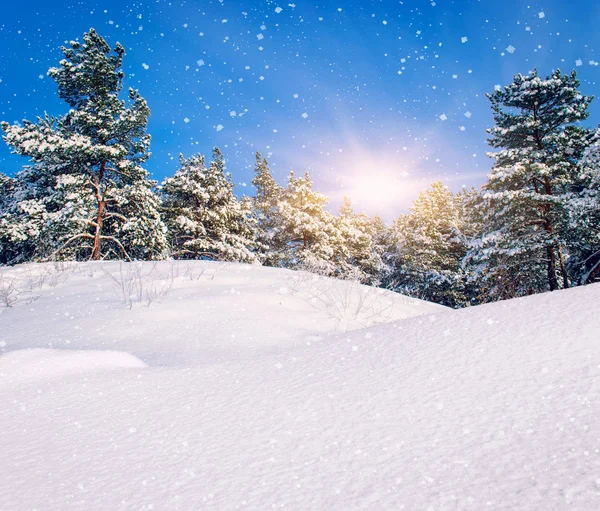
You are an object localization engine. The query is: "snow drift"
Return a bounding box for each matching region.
[0,261,599,510]
[0,348,146,385]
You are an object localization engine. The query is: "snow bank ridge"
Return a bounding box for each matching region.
[0,348,146,385]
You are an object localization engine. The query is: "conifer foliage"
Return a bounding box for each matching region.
[1,29,167,262]
[277,170,335,273]
[569,130,600,283]
[387,182,471,307]
[333,197,388,284]
[466,70,593,298]
[251,152,284,265]
[161,149,259,263]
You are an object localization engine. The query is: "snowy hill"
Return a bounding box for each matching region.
[1,262,599,510]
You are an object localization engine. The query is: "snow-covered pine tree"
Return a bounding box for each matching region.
[333,196,387,284]
[0,172,12,206]
[0,171,21,264]
[251,152,284,265]
[0,172,15,229]
[278,170,335,273]
[386,181,470,308]
[161,149,259,263]
[3,160,96,263]
[567,129,600,283]
[1,29,167,261]
[0,117,98,263]
[467,70,593,297]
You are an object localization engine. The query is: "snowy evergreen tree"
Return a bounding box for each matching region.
[386,182,471,308]
[0,158,96,263]
[1,29,167,261]
[566,129,600,283]
[251,152,285,265]
[467,70,593,297]
[278,170,336,273]
[161,149,259,263]
[0,172,22,264]
[0,172,13,207]
[332,197,387,284]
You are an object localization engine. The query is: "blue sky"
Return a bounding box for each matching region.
[1,0,599,217]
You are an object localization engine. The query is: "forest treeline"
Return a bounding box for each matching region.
[1,29,599,308]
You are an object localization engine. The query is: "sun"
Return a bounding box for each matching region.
[350,171,401,204]
[345,165,411,212]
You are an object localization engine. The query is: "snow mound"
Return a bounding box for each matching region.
[0,261,444,366]
[0,348,146,385]
[0,262,598,510]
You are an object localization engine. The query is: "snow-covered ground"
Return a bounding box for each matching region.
[0,261,599,510]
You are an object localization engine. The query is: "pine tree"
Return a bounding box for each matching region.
[567,129,600,283]
[371,214,394,277]
[1,29,167,261]
[251,152,284,265]
[0,172,12,206]
[333,197,387,284]
[0,172,22,264]
[468,69,593,297]
[162,149,259,263]
[278,170,335,273]
[386,182,470,307]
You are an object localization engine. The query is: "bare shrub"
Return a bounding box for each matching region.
[177,261,207,281]
[102,262,175,309]
[0,269,42,308]
[0,273,20,307]
[284,270,395,331]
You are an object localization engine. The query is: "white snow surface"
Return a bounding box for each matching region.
[0,261,599,510]
[0,348,146,384]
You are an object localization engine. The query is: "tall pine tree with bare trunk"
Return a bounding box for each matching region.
[468,70,592,296]
[1,29,166,262]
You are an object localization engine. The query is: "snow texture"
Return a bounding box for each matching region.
[0,261,599,510]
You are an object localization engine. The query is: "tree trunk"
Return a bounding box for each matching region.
[586,259,600,284]
[557,245,570,289]
[546,245,558,291]
[91,162,106,261]
[92,199,105,260]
